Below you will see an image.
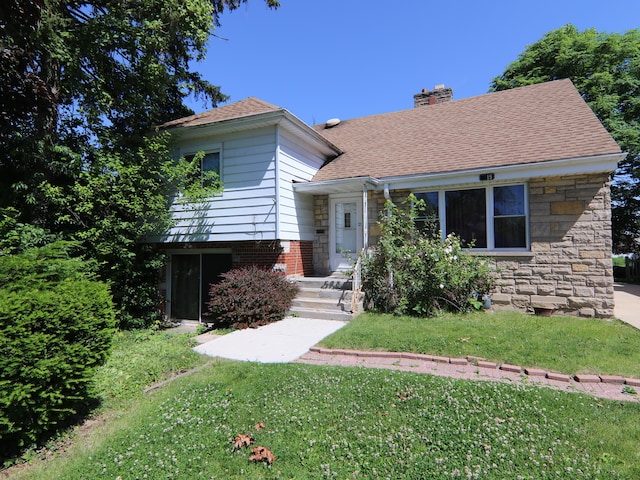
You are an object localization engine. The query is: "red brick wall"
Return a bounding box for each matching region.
[232,240,313,275]
[278,240,313,276]
[158,240,314,276]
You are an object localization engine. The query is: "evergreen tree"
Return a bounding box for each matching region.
[0,0,279,326]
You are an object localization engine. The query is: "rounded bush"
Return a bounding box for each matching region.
[206,266,298,329]
[0,244,116,461]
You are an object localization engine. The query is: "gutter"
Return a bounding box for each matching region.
[292,176,380,194]
[294,152,625,195]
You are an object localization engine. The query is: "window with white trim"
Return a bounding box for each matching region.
[185,151,221,187]
[415,183,528,250]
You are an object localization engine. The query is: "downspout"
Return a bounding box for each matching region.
[362,183,368,249]
[383,183,393,289]
[350,183,370,313]
[274,125,281,240]
[383,183,392,216]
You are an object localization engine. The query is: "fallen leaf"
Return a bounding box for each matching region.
[232,434,254,451]
[395,389,413,401]
[255,422,266,431]
[249,445,275,465]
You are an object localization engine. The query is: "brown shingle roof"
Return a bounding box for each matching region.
[160,97,282,128]
[311,79,621,182]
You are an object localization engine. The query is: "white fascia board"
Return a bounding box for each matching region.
[292,176,380,194]
[375,153,625,191]
[166,110,342,158]
[279,111,343,157]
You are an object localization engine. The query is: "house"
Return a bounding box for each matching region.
[151,79,624,321]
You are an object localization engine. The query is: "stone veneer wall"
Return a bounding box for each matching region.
[491,173,614,318]
[314,174,614,317]
[313,195,330,275]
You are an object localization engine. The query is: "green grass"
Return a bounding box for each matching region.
[319,310,640,378]
[11,361,640,480]
[94,329,210,409]
[613,256,626,267]
[9,323,640,479]
[11,360,640,479]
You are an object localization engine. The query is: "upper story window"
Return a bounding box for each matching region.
[415,183,528,250]
[200,152,220,187]
[186,151,221,187]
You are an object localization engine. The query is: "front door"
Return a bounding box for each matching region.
[329,195,363,272]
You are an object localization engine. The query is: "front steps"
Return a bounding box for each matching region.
[289,275,363,322]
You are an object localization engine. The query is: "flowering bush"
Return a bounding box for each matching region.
[206,266,298,329]
[362,195,495,316]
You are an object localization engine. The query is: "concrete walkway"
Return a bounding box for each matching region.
[193,317,346,363]
[188,285,640,401]
[614,282,640,329]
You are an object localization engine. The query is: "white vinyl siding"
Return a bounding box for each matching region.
[156,125,327,244]
[277,129,327,241]
[162,127,278,242]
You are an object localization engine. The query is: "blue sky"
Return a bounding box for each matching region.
[187,0,640,126]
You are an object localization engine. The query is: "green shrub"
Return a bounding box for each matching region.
[363,196,495,316]
[0,243,116,461]
[206,266,298,329]
[0,207,57,255]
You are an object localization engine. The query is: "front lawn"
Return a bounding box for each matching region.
[9,322,640,479]
[94,329,210,409]
[319,310,640,378]
[14,360,640,479]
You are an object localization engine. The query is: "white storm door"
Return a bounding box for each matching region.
[329,195,363,272]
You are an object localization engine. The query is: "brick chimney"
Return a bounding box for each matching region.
[414,84,453,107]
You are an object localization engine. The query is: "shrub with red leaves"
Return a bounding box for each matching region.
[206,266,298,329]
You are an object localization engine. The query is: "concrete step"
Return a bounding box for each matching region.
[289,274,363,322]
[289,306,354,322]
[292,276,352,290]
[297,287,355,301]
[291,297,348,311]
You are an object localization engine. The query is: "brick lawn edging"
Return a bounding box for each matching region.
[307,347,640,387]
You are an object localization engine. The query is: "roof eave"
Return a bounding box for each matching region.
[302,152,624,192]
[162,109,342,157]
[374,152,624,190]
[293,176,380,194]
[279,110,343,157]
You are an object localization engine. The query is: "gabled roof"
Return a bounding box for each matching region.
[160,96,342,157]
[311,79,621,182]
[160,97,282,129]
